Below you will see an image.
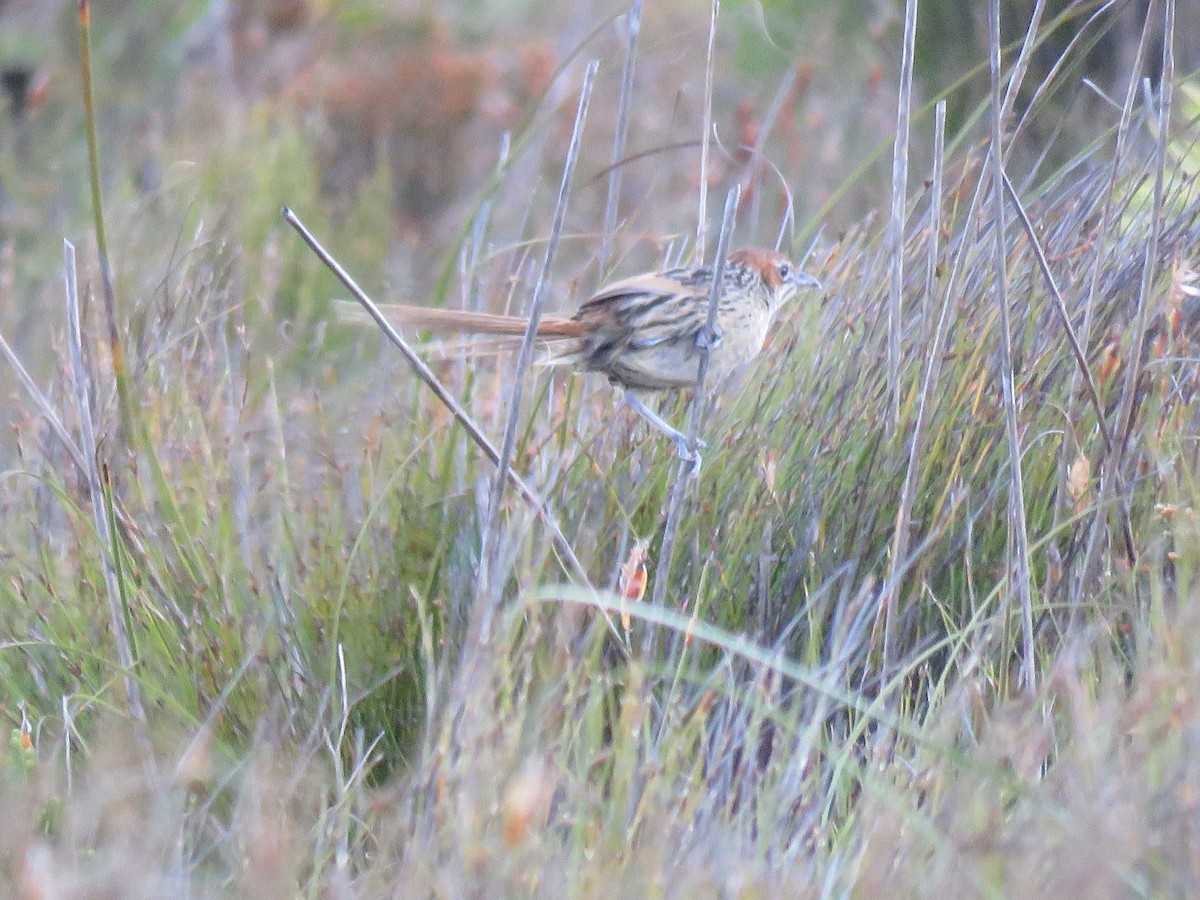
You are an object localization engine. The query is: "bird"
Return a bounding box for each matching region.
[344,248,821,466]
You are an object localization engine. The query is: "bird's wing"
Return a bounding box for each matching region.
[574,274,709,347]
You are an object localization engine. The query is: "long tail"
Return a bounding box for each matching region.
[335,300,584,340]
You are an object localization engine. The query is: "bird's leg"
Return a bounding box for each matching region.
[623,389,704,472]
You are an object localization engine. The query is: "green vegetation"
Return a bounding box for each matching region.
[1,0,1199,895]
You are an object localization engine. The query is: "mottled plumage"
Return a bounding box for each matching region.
[559,248,814,390]
[350,248,820,463]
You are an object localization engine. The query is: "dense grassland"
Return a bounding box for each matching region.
[2,0,1200,895]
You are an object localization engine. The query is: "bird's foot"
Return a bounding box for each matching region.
[672,434,705,476]
[695,325,723,351]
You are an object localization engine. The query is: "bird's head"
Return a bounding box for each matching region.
[729,248,822,312]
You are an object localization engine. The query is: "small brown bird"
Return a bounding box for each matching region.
[351,248,820,464]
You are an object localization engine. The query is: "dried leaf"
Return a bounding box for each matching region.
[763,449,777,498]
[1098,341,1121,383]
[618,539,650,632]
[1068,453,1091,506]
[502,760,553,848]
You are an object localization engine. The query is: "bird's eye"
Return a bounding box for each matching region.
[777,262,792,281]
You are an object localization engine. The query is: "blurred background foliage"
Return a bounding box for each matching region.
[0,0,1192,263]
[2,0,1192,316]
[0,0,1195,657]
[1,0,1195,741]
[0,2,1199,891]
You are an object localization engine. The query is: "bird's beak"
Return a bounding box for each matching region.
[790,270,822,291]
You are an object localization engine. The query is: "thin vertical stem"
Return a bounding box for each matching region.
[881,101,945,680]
[478,61,600,633]
[65,240,147,729]
[78,0,134,449]
[988,0,1036,695]
[1081,0,1174,593]
[695,0,719,261]
[1109,0,1174,490]
[647,186,740,654]
[599,1,642,276]
[886,0,918,433]
[747,65,799,242]
[1000,0,1047,124]
[1055,2,1157,609]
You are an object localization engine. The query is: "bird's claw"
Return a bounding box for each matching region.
[673,435,705,475]
[695,326,723,351]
